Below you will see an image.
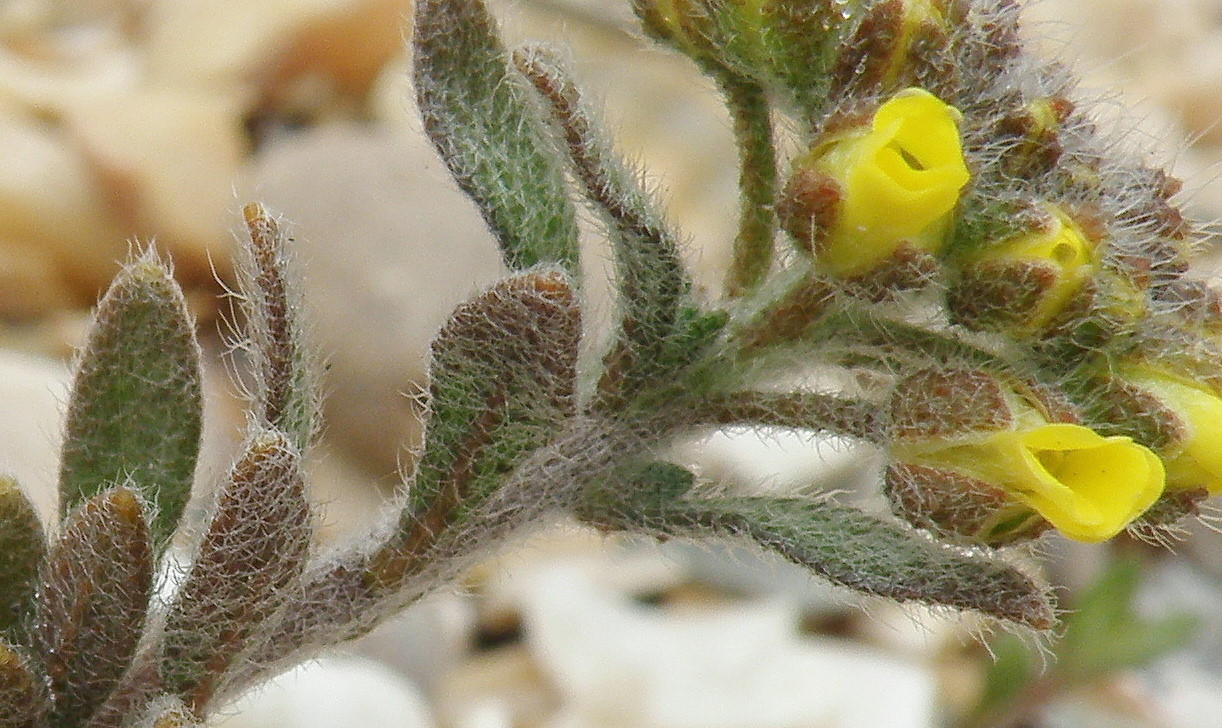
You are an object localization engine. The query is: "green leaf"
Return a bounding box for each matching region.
[238,203,321,451]
[0,476,43,638]
[161,430,312,713]
[513,47,690,406]
[0,640,48,728]
[414,0,580,272]
[615,493,1054,628]
[216,281,579,692]
[36,486,153,728]
[369,271,580,590]
[58,249,203,546]
[242,276,578,687]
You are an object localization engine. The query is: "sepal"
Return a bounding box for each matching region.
[947,204,1104,334]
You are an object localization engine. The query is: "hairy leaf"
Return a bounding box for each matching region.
[602,488,1053,628]
[237,204,321,451]
[688,391,883,441]
[384,271,580,577]
[160,430,312,712]
[414,0,580,272]
[59,249,203,546]
[84,652,160,728]
[0,640,47,728]
[229,277,580,690]
[36,486,153,727]
[514,47,690,406]
[0,476,44,638]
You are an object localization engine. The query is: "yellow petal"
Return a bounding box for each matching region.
[812,88,970,276]
[979,206,1098,329]
[994,424,1165,542]
[1121,367,1222,493]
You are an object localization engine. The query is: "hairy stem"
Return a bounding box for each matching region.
[721,75,778,297]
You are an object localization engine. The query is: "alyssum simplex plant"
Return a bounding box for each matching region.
[3,0,1221,725]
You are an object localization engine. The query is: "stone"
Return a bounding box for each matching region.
[0,350,68,522]
[511,554,936,728]
[207,654,434,728]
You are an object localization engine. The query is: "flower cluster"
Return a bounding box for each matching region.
[632,0,1222,546]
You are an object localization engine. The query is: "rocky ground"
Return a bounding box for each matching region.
[3,1,1222,726]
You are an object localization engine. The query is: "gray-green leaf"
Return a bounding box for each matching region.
[616,493,1053,628]
[514,47,690,406]
[375,271,579,587]
[0,640,47,728]
[0,476,43,638]
[238,203,321,451]
[36,486,153,728]
[58,249,203,546]
[407,270,579,516]
[414,0,580,272]
[160,430,312,713]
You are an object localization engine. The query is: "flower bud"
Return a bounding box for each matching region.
[779,88,970,282]
[994,96,1074,177]
[888,369,1165,544]
[829,0,952,97]
[886,462,1053,545]
[633,0,851,105]
[632,0,711,62]
[947,204,1102,333]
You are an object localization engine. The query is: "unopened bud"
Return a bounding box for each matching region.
[948,204,1102,333]
[994,96,1074,177]
[634,0,852,105]
[886,462,1052,546]
[829,0,951,97]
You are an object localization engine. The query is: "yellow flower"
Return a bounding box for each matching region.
[791,88,970,277]
[1118,365,1222,494]
[899,421,1165,543]
[977,205,1099,329]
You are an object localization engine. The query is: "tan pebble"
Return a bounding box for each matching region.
[145,0,408,116]
[0,114,129,306]
[62,85,247,291]
[0,246,76,319]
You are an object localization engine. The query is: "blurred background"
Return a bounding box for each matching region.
[3,0,1222,726]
